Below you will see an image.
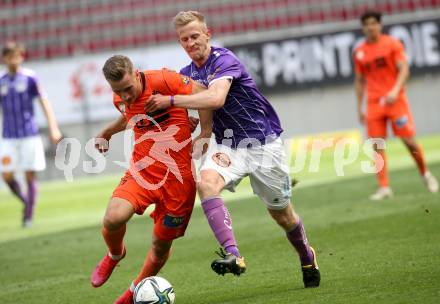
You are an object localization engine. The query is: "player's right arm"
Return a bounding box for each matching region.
[145,53,239,112]
[94,114,127,153]
[172,78,230,110]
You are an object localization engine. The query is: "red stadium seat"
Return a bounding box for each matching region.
[2,0,439,61]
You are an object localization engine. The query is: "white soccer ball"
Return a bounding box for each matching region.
[133,276,175,304]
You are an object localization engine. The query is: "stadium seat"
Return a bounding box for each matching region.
[1,0,439,61]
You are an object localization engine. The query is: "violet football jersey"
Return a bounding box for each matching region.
[180,46,283,148]
[0,68,43,139]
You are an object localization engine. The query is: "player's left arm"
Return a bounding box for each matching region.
[386,40,410,104]
[30,74,62,143]
[38,96,62,144]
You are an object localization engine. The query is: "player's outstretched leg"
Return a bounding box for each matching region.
[269,204,320,288]
[202,197,246,276]
[91,197,134,287]
[115,235,172,303]
[198,170,246,276]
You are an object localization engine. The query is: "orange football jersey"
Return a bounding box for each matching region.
[113,69,193,182]
[354,34,407,102]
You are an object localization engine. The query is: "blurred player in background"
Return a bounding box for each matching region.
[354,11,439,200]
[90,55,209,304]
[146,11,320,288]
[0,41,62,227]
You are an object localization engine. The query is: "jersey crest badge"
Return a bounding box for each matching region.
[0,84,8,96]
[181,76,190,86]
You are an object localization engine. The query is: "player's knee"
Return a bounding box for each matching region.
[24,171,35,182]
[103,209,126,230]
[402,138,417,152]
[269,205,296,231]
[2,172,14,184]
[197,179,222,198]
[275,215,293,230]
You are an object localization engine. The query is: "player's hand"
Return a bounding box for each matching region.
[192,134,210,160]
[188,116,200,133]
[145,94,171,113]
[94,131,111,154]
[385,89,398,104]
[50,128,63,144]
[358,110,365,125]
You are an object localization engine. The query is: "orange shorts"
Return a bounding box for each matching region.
[112,172,196,241]
[366,96,416,138]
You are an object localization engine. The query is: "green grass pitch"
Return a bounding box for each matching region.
[0,135,439,303]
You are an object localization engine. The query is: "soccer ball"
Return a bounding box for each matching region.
[133,276,175,304]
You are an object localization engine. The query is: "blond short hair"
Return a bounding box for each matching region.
[173,11,208,32]
[102,55,133,81]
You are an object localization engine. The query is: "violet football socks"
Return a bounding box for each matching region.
[6,179,26,205]
[286,217,314,266]
[24,180,38,221]
[201,197,241,257]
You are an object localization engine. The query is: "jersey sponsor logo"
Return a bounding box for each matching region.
[395,115,409,128]
[135,118,151,129]
[212,152,231,168]
[207,68,221,83]
[374,57,387,68]
[163,214,185,228]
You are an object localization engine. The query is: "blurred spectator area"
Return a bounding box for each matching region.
[1,0,440,61]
